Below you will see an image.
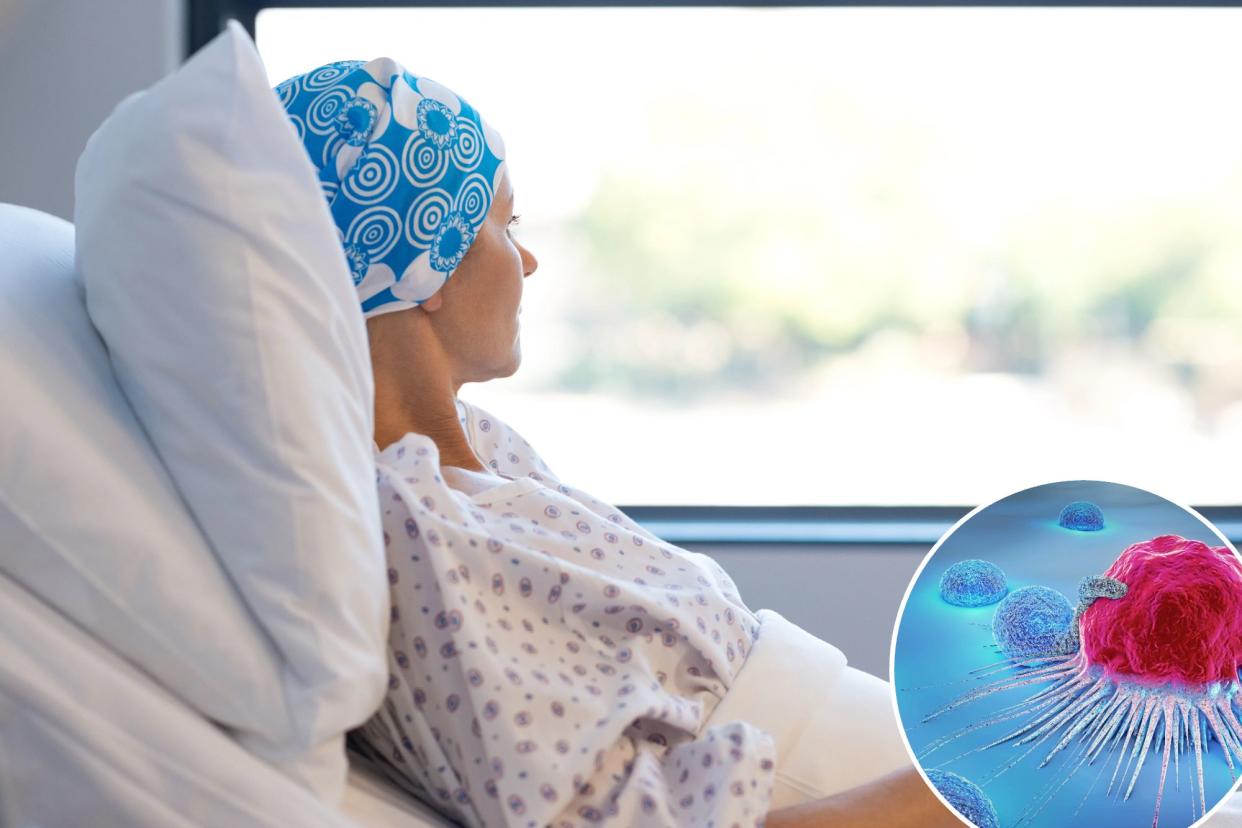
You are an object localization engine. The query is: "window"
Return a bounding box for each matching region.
[256,6,1242,508]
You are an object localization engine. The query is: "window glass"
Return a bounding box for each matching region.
[259,7,1242,506]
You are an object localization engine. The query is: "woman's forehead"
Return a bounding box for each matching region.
[499,167,514,203]
[490,169,514,215]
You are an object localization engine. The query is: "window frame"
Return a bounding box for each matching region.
[189,0,1238,55]
[192,0,1242,544]
[624,505,1242,546]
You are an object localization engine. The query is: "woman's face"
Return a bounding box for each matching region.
[423,165,538,383]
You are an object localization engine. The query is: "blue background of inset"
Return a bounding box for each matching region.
[893,480,1241,828]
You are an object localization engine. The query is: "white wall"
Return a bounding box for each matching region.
[0,0,184,220]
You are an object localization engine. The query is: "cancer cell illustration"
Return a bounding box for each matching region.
[892,481,1242,828]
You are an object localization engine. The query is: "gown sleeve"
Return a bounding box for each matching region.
[363,401,784,827]
[362,456,781,828]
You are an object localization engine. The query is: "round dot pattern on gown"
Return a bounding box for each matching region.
[351,397,777,828]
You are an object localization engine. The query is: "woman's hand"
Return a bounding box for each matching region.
[764,766,963,828]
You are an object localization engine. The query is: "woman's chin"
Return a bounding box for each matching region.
[495,349,521,380]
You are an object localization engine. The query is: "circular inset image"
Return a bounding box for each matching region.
[890,479,1242,828]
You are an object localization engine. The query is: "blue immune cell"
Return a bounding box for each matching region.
[939,559,1008,607]
[924,769,1000,828]
[992,585,1074,658]
[1058,500,1105,531]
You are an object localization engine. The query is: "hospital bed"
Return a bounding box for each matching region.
[0,200,461,828]
[5,194,1242,828]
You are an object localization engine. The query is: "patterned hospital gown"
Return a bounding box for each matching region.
[349,397,778,828]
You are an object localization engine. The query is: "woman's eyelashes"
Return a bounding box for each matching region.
[506,214,522,235]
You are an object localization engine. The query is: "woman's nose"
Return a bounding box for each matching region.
[521,245,538,278]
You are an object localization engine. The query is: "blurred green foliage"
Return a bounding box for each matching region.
[550,82,1242,402]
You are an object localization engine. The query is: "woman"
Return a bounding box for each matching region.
[276,58,959,828]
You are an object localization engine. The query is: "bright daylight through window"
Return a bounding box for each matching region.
[259,6,1242,507]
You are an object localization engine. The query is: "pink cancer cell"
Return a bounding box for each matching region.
[1080,533,1242,688]
[921,533,1242,826]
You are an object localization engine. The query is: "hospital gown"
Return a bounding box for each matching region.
[349,397,779,828]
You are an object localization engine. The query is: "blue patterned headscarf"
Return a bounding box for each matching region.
[275,58,506,319]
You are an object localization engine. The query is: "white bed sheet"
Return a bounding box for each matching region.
[0,568,455,827]
[343,759,457,828]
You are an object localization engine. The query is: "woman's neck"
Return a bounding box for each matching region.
[366,307,488,473]
[372,371,486,473]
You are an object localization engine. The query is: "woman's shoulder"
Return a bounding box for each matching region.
[455,396,563,486]
[454,397,673,542]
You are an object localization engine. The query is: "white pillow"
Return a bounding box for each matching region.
[0,203,289,761]
[73,22,388,803]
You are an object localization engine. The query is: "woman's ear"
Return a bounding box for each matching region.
[420,291,444,313]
